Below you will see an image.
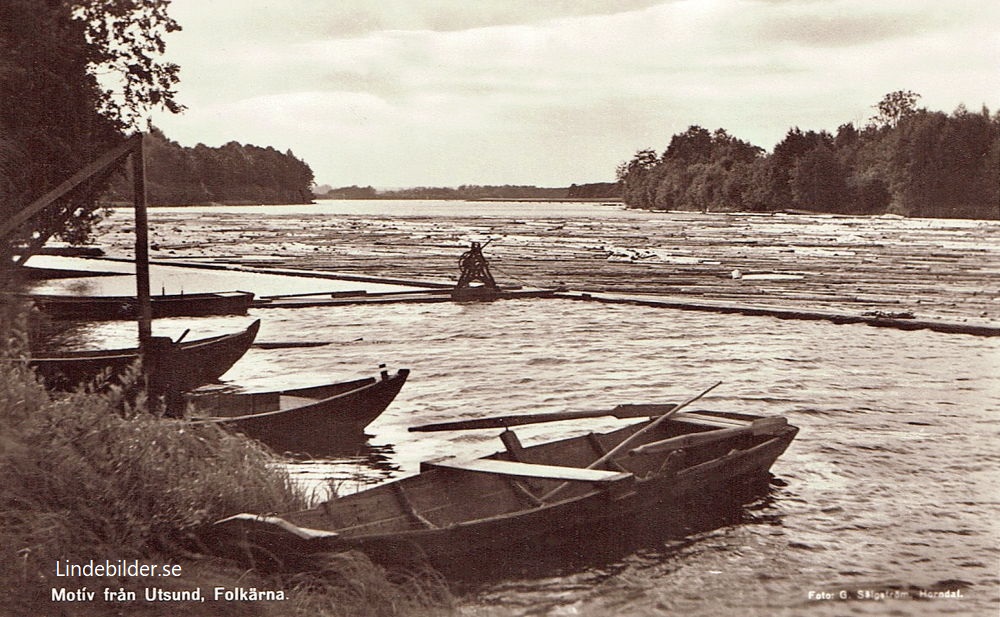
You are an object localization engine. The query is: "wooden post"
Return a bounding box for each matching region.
[132,133,152,347]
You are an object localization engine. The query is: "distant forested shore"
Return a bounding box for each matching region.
[617,92,999,219]
[107,91,997,219]
[104,129,315,206]
[314,182,622,201]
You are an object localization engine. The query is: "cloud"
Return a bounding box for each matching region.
[744,0,982,47]
[153,0,1000,186]
[168,0,669,42]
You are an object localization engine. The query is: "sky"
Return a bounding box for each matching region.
[147,0,1000,189]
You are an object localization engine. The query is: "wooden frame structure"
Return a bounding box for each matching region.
[1,133,155,349]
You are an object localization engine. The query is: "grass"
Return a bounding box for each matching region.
[0,298,453,616]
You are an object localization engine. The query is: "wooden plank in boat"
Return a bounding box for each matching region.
[670,411,754,428]
[422,457,632,483]
[630,417,788,456]
[197,392,279,415]
[279,395,316,411]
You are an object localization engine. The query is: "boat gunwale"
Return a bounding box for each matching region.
[22,290,255,303]
[190,368,410,424]
[28,319,260,361]
[18,290,256,322]
[297,417,797,543]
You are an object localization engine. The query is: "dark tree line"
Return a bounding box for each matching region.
[319,185,379,199]
[567,182,621,199]
[106,128,315,206]
[317,182,620,200]
[617,92,999,219]
[383,184,568,200]
[318,184,567,200]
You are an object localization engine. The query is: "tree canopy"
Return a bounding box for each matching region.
[104,128,314,206]
[0,0,182,270]
[617,93,999,219]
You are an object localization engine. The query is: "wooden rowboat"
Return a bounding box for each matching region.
[188,368,410,453]
[28,319,260,392]
[209,407,797,572]
[24,290,255,320]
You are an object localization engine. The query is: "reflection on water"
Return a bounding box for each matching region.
[28,314,85,352]
[283,441,400,502]
[261,430,397,465]
[449,477,780,588]
[25,255,422,296]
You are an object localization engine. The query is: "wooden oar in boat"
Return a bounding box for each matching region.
[539,381,722,503]
[408,403,679,432]
[252,341,334,349]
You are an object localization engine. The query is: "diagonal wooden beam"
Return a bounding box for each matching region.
[0,134,140,241]
[13,164,121,266]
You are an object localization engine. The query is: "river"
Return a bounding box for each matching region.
[31,201,1000,616]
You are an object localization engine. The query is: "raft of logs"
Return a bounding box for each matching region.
[88,209,999,336]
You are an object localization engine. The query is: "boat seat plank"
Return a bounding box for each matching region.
[194,392,280,415]
[423,457,633,483]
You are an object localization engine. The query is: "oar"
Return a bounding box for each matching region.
[539,381,722,503]
[408,403,678,432]
[252,341,334,349]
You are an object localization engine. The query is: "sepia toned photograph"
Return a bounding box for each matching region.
[1,1,997,616]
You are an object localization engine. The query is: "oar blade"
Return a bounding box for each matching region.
[408,410,606,432]
[408,397,700,433]
[610,403,677,418]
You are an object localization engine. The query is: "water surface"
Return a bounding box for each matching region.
[54,299,999,616]
[42,202,1000,616]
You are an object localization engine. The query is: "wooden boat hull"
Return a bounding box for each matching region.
[326,423,793,569]
[190,369,410,452]
[25,291,255,320]
[209,410,797,572]
[29,319,260,392]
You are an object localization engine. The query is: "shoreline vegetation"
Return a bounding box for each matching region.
[615,92,999,220]
[0,299,453,617]
[312,182,622,203]
[101,128,316,207]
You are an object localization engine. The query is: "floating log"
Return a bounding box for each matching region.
[556,291,1000,337]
